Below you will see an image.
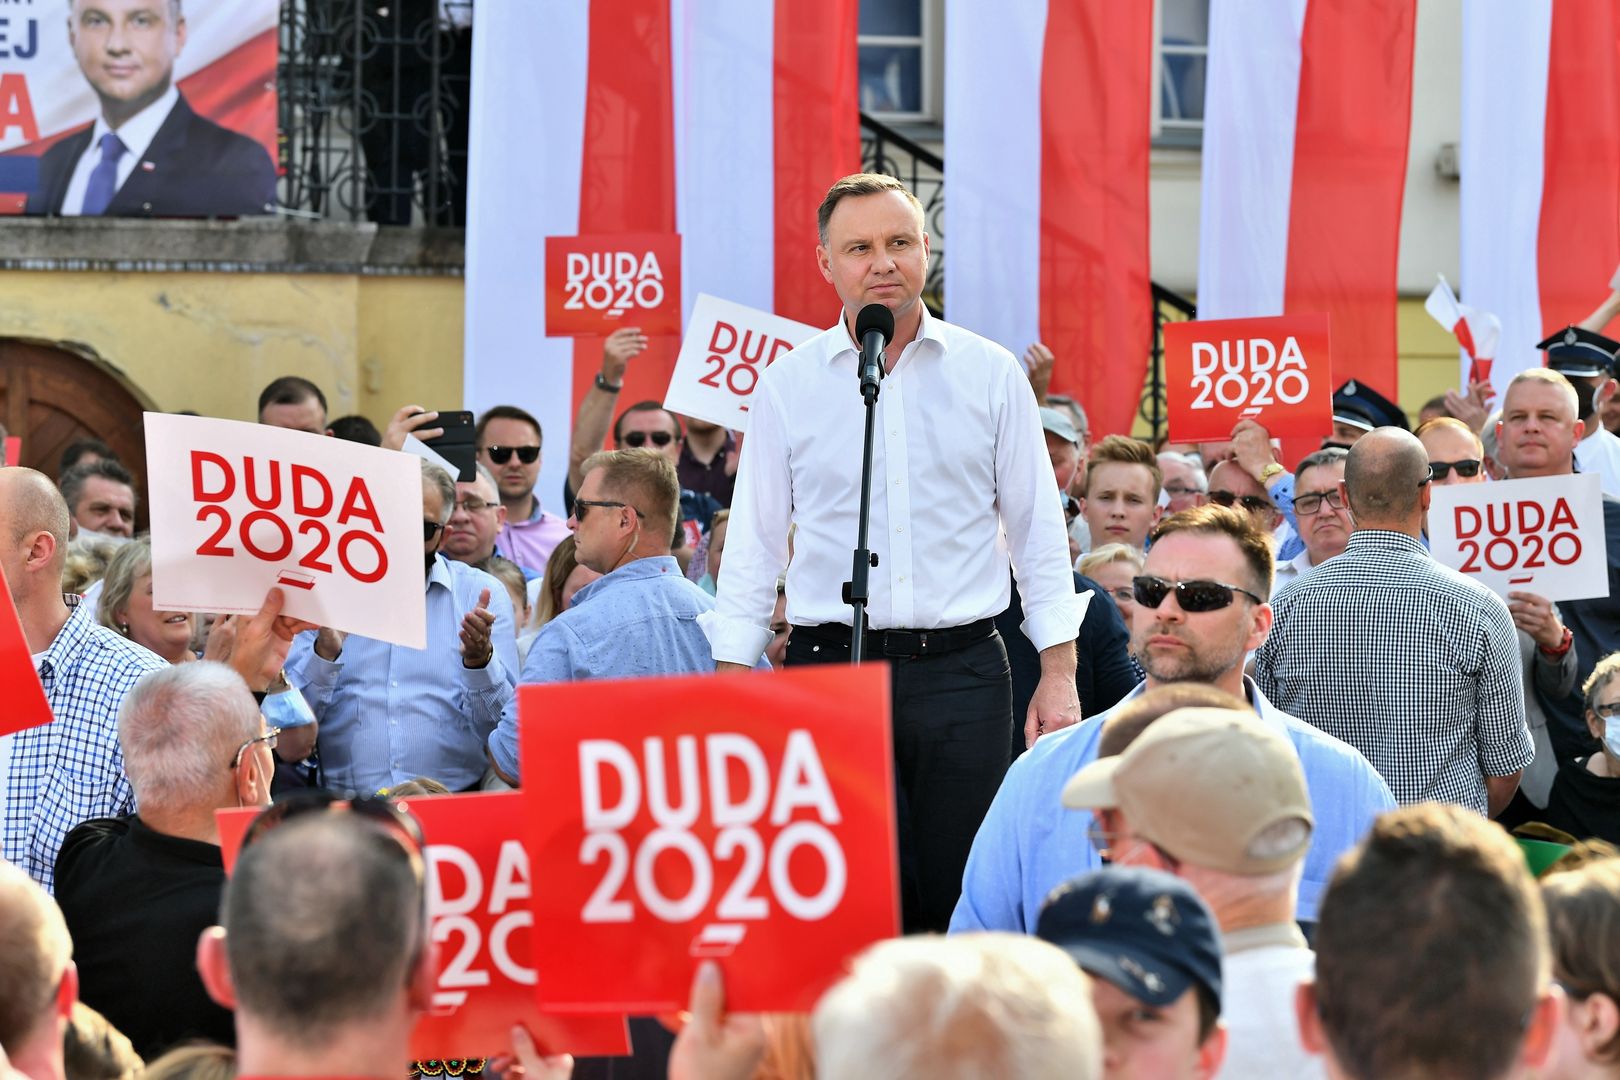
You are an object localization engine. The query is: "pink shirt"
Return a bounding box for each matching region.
[496,500,571,574]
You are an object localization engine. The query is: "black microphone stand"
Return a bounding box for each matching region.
[843,341,883,664]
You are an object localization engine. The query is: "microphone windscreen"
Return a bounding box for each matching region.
[855,303,895,345]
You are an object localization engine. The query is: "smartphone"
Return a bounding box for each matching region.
[422,410,477,482]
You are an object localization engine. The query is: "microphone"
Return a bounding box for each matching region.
[856,303,894,403]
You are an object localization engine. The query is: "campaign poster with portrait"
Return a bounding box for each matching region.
[0,0,278,216]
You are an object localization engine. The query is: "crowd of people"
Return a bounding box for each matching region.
[5,172,1620,1079]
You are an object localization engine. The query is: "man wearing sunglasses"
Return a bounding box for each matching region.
[952,504,1394,935]
[53,662,270,1060]
[1272,449,1349,588]
[1255,427,1532,818]
[476,405,569,575]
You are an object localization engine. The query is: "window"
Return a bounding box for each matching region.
[859,0,933,122]
[1158,0,1209,140]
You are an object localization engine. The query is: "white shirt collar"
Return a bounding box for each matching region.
[91,85,179,166]
[826,303,945,365]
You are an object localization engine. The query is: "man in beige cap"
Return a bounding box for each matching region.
[1063,706,1325,1080]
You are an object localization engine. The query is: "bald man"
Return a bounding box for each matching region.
[1255,429,1532,818]
[0,468,166,891]
[0,858,77,1080]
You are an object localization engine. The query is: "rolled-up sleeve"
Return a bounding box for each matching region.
[710,372,793,665]
[993,365,1080,652]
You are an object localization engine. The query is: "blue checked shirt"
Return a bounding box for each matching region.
[4,595,166,892]
[286,554,517,792]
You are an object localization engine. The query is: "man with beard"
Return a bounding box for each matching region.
[951,504,1394,933]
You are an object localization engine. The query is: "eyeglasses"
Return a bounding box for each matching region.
[1294,489,1346,516]
[1132,574,1263,612]
[230,727,280,771]
[1428,459,1482,480]
[1105,586,1135,605]
[1163,484,1204,498]
[1591,701,1620,719]
[622,430,676,448]
[481,445,540,465]
[423,519,445,541]
[572,498,645,521]
[455,497,495,514]
[1208,490,1274,514]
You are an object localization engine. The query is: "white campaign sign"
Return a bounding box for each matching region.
[1428,473,1609,602]
[663,294,819,432]
[145,414,427,648]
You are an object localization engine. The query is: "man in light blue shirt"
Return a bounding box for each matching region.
[286,460,517,792]
[488,449,743,784]
[951,504,1395,933]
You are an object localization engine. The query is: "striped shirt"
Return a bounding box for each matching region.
[1255,530,1532,813]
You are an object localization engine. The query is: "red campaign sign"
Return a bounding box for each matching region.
[545,234,682,337]
[1164,313,1333,442]
[3,437,19,466]
[520,665,900,1014]
[0,565,52,737]
[217,794,630,1060]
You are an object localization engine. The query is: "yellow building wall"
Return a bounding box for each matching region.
[0,271,464,425]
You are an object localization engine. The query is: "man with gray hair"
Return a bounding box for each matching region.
[1256,427,1532,815]
[0,858,76,1080]
[285,459,518,792]
[442,463,510,571]
[52,661,271,1060]
[57,458,137,541]
[1273,448,1350,587]
[812,932,1103,1079]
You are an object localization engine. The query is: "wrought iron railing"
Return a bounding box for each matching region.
[859,112,1196,443]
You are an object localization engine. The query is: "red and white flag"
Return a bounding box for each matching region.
[944,0,1153,439]
[1196,0,1417,405]
[464,1,858,503]
[1425,275,1502,384]
[1459,0,1620,396]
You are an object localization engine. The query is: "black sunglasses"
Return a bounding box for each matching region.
[573,498,645,521]
[622,430,675,448]
[423,519,445,542]
[1428,459,1482,480]
[1133,574,1263,612]
[482,445,540,465]
[1208,490,1274,514]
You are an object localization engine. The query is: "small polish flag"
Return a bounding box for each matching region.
[1425,274,1502,383]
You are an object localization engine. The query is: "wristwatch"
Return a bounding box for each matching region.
[1538,626,1574,658]
[594,372,623,394]
[1258,462,1286,485]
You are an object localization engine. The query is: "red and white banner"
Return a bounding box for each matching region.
[1460,1,1620,396]
[218,795,632,1061]
[0,0,277,214]
[1165,313,1332,442]
[0,565,52,738]
[1196,0,1416,407]
[144,414,426,648]
[464,0,858,503]
[519,666,899,1014]
[943,0,1152,439]
[1428,474,1609,603]
[1425,275,1502,387]
[663,294,819,432]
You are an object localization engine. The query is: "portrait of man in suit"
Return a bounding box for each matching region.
[27,0,277,217]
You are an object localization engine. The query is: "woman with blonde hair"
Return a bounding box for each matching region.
[96,537,196,664]
[1077,543,1144,636]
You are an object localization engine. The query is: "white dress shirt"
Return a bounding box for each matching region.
[1575,425,1620,498]
[61,86,179,215]
[710,307,1080,666]
[1272,547,1317,588]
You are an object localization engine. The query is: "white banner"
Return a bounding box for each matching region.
[663,294,818,432]
[145,415,427,648]
[1428,473,1608,602]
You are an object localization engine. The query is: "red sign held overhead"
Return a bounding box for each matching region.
[545,233,683,337]
[0,565,52,737]
[3,436,18,467]
[520,665,899,1014]
[217,794,630,1061]
[1164,313,1333,442]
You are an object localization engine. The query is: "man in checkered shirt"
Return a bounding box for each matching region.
[0,469,166,891]
[1254,428,1532,816]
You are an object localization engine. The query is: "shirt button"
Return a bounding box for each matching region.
[896,526,904,533]
[391,680,398,687]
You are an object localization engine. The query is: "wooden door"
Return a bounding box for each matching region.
[0,341,150,527]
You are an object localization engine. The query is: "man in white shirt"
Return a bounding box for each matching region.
[29,0,275,218]
[1537,325,1620,497]
[1273,449,1349,587]
[712,172,1081,932]
[1064,706,1326,1079]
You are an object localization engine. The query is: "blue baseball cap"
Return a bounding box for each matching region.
[1036,866,1223,1011]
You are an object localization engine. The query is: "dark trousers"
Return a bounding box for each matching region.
[786,625,1014,933]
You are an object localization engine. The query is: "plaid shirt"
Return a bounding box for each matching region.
[1254,530,1533,814]
[3,595,166,891]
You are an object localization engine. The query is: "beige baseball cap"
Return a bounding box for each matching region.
[1061,707,1314,876]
